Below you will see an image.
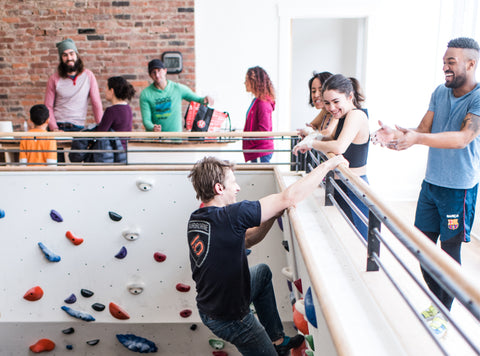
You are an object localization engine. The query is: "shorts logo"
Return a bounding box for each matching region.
[197,120,206,129]
[447,218,459,230]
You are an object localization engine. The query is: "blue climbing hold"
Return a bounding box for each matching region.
[66,344,73,350]
[50,209,63,222]
[115,246,127,259]
[0,209,5,219]
[38,242,61,262]
[109,211,123,221]
[277,216,283,231]
[246,249,252,256]
[304,287,318,328]
[64,293,76,304]
[61,306,95,322]
[86,339,100,346]
[116,334,158,353]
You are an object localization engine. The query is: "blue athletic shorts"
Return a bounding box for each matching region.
[414,180,478,242]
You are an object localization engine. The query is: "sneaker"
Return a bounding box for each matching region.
[429,315,448,338]
[421,304,439,321]
[274,334,305,356]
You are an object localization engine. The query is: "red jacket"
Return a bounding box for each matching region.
[242,98,275,162]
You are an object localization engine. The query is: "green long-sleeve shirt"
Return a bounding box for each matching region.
[139,81,205,132]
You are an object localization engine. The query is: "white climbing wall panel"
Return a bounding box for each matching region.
[0,169,292,355]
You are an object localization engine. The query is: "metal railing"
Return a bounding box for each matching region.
[303,149,480,355]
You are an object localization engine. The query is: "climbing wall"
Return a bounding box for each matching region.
[0,169,292,355]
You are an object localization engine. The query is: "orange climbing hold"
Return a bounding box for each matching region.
[29,338,55,353]
[23,286,44,301]
[109,302,130,320]
[65,231,84,245]
[293,302,309,335]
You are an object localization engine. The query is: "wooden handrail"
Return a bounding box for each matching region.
[0,131,299,138]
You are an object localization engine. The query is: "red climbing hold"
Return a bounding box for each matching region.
[109,302,130,320]
[213,352,228,356]
[153,252,166,262]
[65,231,84,246]
[176,283,191,292]
[23,286,44,301]
[293,301,309,335]
[180,309,192,318]
[29,338,55,353]
[294,278,303,294]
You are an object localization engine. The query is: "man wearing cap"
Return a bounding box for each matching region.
[44,38,103,132]
[140,59,213,132]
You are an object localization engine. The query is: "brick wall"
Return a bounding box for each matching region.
[0,0,195,131]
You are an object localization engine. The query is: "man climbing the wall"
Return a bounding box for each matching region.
[187,155,347,355]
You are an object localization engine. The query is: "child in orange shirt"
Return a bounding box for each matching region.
[19,104,57,165]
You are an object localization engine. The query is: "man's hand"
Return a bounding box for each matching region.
[153,124,162,132]
[392,125,418,150]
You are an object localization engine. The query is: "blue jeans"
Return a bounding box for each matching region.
[249,153,273,163]
[199,264,283,356]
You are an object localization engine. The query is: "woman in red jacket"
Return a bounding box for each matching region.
[243,66,275,163]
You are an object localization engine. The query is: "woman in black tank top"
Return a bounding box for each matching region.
[293,74,370,240]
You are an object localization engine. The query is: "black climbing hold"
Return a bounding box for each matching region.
[92,303,105,311]
[190,324,197,331]
[62,327,75,335]
[108,211,122,221]
[115,246,127,259]
[86,339,100,346]
[282,240,290,252]
[50,209,63,222]
[81,289,94,298]
[64,293,77,304]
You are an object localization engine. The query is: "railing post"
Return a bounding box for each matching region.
[324,171,334,206]
[366,210,381,271]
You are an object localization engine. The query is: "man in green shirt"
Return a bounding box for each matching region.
[140,59,213,132]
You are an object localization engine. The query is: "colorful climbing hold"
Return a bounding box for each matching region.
[81,289,94,298]
[304,287,318,328]
[291,341,307,356]
[153,252,166,262]
[209,339,225,350]
[0,209,5,219]
[109,302,130,320]
[49,209,63,222]
[62,327,75,335]
[64,293,76,304]
[116,334,158,353]
[213,352,228,356]
[23,286,44,301]
[190,324,197,331]
[176,283,190,292]
[65,231,84,245]
[29,338,55,353]
[293,278,303,294]
[61,306,95,322]
[245,249,252,256]
[180,309,192,318]
[305,350,314,356]
[92,303,105,312]
[108,211,123,221]
[86,339,100,346]
[38,242,61,262]
[305,334,314,351]
[115,246,127,259]
[277,216,284,231]
[281,240,289,252]
[66,344,73,350]
[293,300,309,335]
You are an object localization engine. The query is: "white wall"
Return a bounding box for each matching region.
[195,0,478,201]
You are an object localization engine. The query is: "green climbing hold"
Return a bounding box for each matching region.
[305,334,314,351]
[305,350,314,356]
[209,339,225,350]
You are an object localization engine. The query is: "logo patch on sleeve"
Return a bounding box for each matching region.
[187,220,210,267]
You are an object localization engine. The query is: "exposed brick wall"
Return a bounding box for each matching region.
[0,0,195,131]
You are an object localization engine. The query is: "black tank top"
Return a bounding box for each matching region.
[333,108,369,168]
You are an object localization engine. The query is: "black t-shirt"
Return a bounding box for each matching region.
[187,200,261,320]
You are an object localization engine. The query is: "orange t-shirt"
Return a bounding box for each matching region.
[19,128,57,164]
